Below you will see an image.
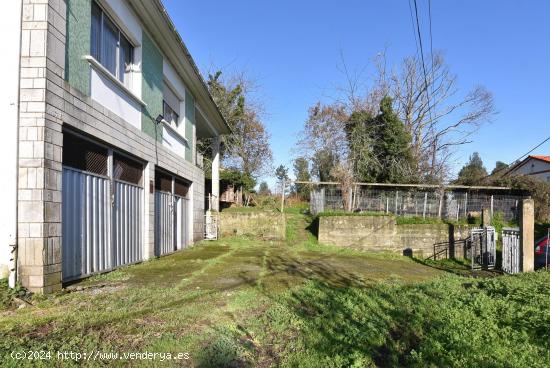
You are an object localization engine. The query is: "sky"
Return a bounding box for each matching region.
[164,0,550,187]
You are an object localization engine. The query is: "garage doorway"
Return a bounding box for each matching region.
[61,132,144,281]
[154,171,190,256]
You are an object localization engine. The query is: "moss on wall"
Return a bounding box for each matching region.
[65,0,91,94]
[141,32,163,142]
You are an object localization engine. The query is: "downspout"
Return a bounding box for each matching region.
[9,0,23,288]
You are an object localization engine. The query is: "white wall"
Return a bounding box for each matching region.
[90,68,142,129]
[162,124,189,157]
[0,0,22,278]
[513,158,550,182]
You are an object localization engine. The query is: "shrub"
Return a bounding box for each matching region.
[490,175,550,222]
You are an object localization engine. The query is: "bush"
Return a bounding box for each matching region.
[490,175,550,222]
[258,272,550,367]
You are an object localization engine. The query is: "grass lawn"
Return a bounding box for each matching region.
[1,212,550,367]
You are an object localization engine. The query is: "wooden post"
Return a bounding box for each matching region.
[280,179,285,213]
[423,192,428,219]
[438,190,444,219]
[394,190,399,214]
[464,192,468,217]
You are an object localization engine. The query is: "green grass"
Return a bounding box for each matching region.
[1,212,549,367]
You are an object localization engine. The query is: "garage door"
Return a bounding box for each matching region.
[155,172,190,256]
[62,133,143,281]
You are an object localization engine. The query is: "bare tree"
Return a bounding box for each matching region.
[332,51,496,183]
[388,52,496,181]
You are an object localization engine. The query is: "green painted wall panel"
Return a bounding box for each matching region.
[65,0,91,94]
[184,89,195,162]
[141,32,164,142]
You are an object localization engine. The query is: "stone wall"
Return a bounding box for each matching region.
[219,212,286,240]
[318,215,471,258]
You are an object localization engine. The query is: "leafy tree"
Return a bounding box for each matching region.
[200,71,273,179]
[456,152,488,185]
[346,109,376,182]
[220,168,256,191]
[370,97,416,183]
[293,157,311,199]
[258,181,271,195]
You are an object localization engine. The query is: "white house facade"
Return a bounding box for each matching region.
[505,156,550,183]
[0,0,229,293]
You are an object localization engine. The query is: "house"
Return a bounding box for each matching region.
[504,155,550,183]
[0,0,230,293]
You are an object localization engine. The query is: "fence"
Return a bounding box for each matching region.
[308,183,524,221]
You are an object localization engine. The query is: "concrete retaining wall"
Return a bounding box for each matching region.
[219,212,286,240]
[318,215,471,258]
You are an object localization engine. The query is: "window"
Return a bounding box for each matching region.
[113,153,143,185]
[91,1,134,88]
[163,83,181,128]
[63,134,108,176]
[163,101,179,127]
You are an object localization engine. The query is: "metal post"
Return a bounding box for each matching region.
[423,192,428,219]
[546,228,549,269]
[490,195,494,218]
[457,203,460,221]
[386,197,389,214]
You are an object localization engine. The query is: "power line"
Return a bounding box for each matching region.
[412,0,433,115]
[486,135,550,178]
[428,0,435,112]
[407,0,420,57]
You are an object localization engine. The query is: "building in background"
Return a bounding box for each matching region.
[0,0,229,293]
[504,156,550,182]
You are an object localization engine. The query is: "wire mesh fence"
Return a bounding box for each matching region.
[309,184,524,221]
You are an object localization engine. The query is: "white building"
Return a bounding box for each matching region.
[0,0,229,293]
[505,155,550,183]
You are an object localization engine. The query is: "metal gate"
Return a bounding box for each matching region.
[62,167,112,281]
[502,227,521,274]
[467,227,496,269]
[113,180,143,267]
[155,191,174,256]
[155,192,189,255]
[61,134,144,281]
[175,195,189,250]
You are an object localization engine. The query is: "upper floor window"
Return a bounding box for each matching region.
[163,83,182,129]
[91,2,133,88]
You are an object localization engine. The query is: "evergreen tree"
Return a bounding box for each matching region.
[293,157,311,199]
[371,97,416,183]
[275,165,289,191]
[258,181,270,195]
[456,152,488,185]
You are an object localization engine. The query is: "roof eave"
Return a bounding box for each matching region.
[130,0,231,136]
